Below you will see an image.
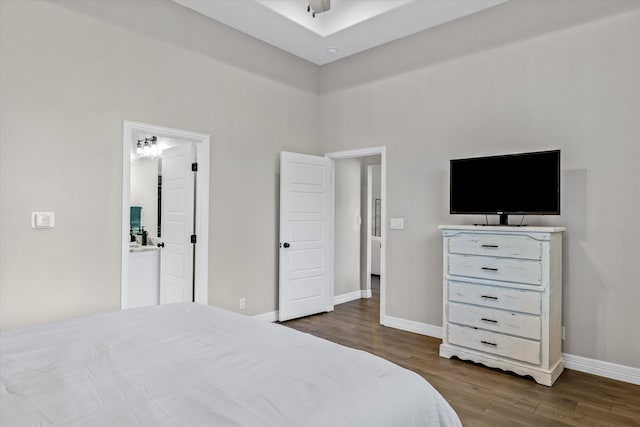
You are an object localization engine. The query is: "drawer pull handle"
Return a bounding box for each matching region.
[482,267,499,271]
[481,295,498,300]
[481,340,497,347]
[481,244,499,248]
[481,318,498,323]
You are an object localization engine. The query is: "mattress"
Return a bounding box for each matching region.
[1,303,461,426]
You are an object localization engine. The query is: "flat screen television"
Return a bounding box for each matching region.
[450,150,560,225]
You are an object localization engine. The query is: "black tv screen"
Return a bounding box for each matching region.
[450,150,560,217]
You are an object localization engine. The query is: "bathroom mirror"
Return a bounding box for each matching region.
[130,156,162,239]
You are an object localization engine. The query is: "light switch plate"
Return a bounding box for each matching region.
[390,217,404,230]
[31,212,55,228]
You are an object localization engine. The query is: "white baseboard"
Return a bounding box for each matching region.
[253,311,278,322]
[334,290,369,305]
[254,290,372,321]
[382,315,639,385]
[383,315,442,339]
[254,309,639,385]
[563,353,640,385]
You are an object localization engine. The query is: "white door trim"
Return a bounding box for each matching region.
[325,146,387,325]
[366,164,373,293]
[121,120,210,310]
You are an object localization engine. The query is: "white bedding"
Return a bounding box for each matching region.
[1,303,461,426]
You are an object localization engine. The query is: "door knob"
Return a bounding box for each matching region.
[157,242,165,248]
[283,242,290,248]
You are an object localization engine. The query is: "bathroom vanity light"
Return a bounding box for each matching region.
[136,136,161,159]
[307,0,330,17]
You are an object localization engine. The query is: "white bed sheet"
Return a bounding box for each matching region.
[1,303,461,426]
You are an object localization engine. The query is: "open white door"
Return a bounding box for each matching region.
[279,152,334,321]
[160,143,195,304]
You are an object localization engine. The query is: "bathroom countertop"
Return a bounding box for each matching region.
[129,243,160,253]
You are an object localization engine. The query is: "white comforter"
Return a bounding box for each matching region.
[1,303,461,426]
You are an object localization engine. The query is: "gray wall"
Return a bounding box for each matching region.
[319,10,640,368]
[0,0,320,328]
[358,158,381,291]
[1,0,638,370]
[371,165,381,237]
[333,159,361,297]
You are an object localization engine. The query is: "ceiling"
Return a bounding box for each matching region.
[172,0,508,65]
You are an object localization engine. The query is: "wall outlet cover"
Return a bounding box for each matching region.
[31,212,55,228]
[390,217,404,230]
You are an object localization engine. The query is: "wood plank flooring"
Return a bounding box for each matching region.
[282,280,640,426]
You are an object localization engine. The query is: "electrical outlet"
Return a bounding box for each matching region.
[562,326,566,341]
[239,298,246,310]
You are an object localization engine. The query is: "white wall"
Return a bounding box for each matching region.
[0,0,320,328]
[334,159,361,297]
[319,10,640,368]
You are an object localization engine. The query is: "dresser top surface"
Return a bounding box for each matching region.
[439,225,566,233]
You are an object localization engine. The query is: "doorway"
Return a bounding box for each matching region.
[277,146,386,324]
[327,147,387,325]
[121,121,210,310]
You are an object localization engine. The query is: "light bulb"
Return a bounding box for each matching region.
[151,140,161,158]
[142,140,151,157]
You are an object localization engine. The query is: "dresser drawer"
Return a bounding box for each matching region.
[449,281,541,315]
[448,233,542,260]
[449,324,541,365]
[448,254,542,285]
[449,302,541,340]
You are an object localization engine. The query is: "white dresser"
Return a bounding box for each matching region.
[439,225,565,386]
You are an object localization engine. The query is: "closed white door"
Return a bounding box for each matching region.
[279,152,334,321]
[160,143,195,304]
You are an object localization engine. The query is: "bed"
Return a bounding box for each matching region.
[1,303,461,426]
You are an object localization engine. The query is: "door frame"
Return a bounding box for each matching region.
[325,146,387,325]
[366,163,374,292]
[121,120,210,310]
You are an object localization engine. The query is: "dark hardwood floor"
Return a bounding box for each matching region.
[282,278,640,426]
